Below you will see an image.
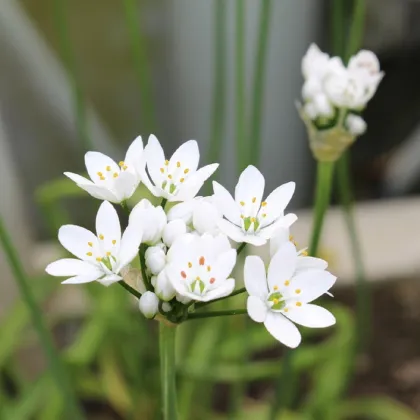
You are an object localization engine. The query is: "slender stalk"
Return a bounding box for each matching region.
[207,0,227,169]
[118,280,141,299]
[187,309,247,320]
[249,0,272,166]
[235,0,247,173]
[161,198,168,209]
[345,0,366,62]
[159,323,178,420]
[122,0,157,133]
[331,0,345,56]
[53,0,91,151]
[139,243,152,291]
[309,162,335,256]
[236,242,246,255]
[194,287,246,310]
[0,218,85,419]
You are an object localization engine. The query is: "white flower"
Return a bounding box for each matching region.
[65,136,144,203]
[167,196,222,235]
[166,233,236,302]
[138,291,160,319]
[162,220,187,247]
[140,135,219,202]
[244,242,336,348]
[129,199,167,245]
[46,201,142,286]
[312,93,334,117]
[145,245,166,275]
[345,114,367,136]
[301,44,330,81]
[155,268,176,301]
[213,165,297,246]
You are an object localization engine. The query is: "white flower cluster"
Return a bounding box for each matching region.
[301,43,383,136]
[46,135,337,348]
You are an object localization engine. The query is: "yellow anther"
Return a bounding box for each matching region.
[252,197,256,203]
[284,280,290,286]
[184,168,189,174]
[106,166,111,171]
[262,213,267,218]
[106,251,111,256]
[289,235,294,241]
[113,172,118,178]
[273,285,278,291]
[112,239,116,245]
[273,298,279,304]
[195,276,201,281]
[301,250,308,256]
[100,176,105,181]
[261,201,267,207]
[123,165,128,170]
[97,171,103,176]
[165,160,169,166]
[251,217,256,223]
[295,289,301,294]
[296,302,302,307]
[284,308,289,313]
[177,161,181,168]
[87,242,93,247]
[96,257,102,262]
[160,168,164,173]
[99,234,104,240]
[188,262,192,268]
[240,214,244,219]
[168,174,172,179]
[240,201,245,206]
[180,178,185,183]
[207,265,211,272]
[119,161,124,167]
[86,252,93,256]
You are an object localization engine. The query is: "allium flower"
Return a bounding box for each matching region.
[140,135,219,202]
[162,220,187,247]
[345,114,367,136]
[165,233,236,302]
[138,291,160,319]
[213,165,297,246]
[46,201,142,286]
[129,199,167,245]
[65,136,144,203]
[244,242,336,348]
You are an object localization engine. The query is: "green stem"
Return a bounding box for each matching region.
[331,0,345,56]
[122,0,157,133]
[159,323,178,420]
[194,287,246,310]
[139,243,152,291]
[235,0,247,173]
[161,198,168,210]
[249,0,272,166]
[118,280,141,299]
[309,162,335,257]
[0,218,85,419]
[187,309,247,320]
[236,242,246,255]
[53,0,91,152]
[345,0,366,62]
[207,0,227,170]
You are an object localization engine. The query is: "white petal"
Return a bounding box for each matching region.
[85,151,119,183]
[99,274,123,286]
[235,165,265,210]
[291,270,336,303]
[96,201,121,253]
[124,136,144,175]
[200,278,235,302]
[117,224,142,271]
[162,220,187,247]
[261,182,295,224]
[74,183,120,203]
[284,304,335,328]
[213,249,237,280]
[296,256,328,272]
[61,273,102,284]
[58,225,97,261]
[267,242,297,291]
[192,200,221,234]
[155,268,176,301]
[112,171,139,201]
[169,140,199,174]
[260,214,298,239]
[46,258,101,277]
[242,234,268,246]
[247,296,268,323]
[264,312,301,348]
[167,201,194,224]
[212,181,241,225]
[269,227,290,257]
[244,255,268,299]
[64,172,95,186]
[216,219,246,243]
[145,134,166,189]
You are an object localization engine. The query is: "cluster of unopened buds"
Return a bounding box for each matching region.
[46,134,337,348]
[299,44,383,161]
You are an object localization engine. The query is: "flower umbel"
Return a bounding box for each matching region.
[46,201,143,286]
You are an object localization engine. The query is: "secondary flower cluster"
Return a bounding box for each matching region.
[46,135,336,348]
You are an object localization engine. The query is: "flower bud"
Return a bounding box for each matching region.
[129,199,167,245]
[145,246,166,275]
[162,302,172,312]
[162,220,187,247]
[345,114,367,136]
[138,291,159,319]
[313,94,334,117]
[155,269,176,301]
[302,78,322,101]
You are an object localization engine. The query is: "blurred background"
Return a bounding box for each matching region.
[1,0,420,418]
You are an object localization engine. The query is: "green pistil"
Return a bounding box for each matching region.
[169,183,176,194]
[162,180,168,190]
[243,216,260,232]
[268,291,286,310]
[191,278,206,294]
[101,256,114,271]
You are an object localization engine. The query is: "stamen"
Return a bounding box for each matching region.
[296,302,302,307]
[199,256,205,266]
[168,174,172,179]
[113,172,119,178]
[240,214,244,219]
[273,285,278,291]
[188,262,192,268]
[177,161,181,168]
[195,276,201,281]
[112,239,116,245]
[184,168,189,174]
[180,178,185,183]
[106,166,111,171]
[181,271,187,279]
[301,250,309,256]
[96,257,102,262]
[284,280,290,286]
[87,242,93,247]
[289,235,294,241]
[165,160,169,166]
[97,171,103,177]
[207,265,211,272]
[209,277,215,284]
[261,201,267,207]
[119,161,124,167]
[273,298,279,304]
[123,165,128,170]
[251,217,256,223]
[295,289,301,294]
[240,201,245,206]
[99,234,104,240]
[106,252,111,256]
[262,213,267,218]
[100,176,105,181]
[160,168,164,173]
[252,197,256,203]
[284,308,289,313]
[86,252,93,256]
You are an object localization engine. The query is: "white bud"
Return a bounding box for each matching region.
[129,199,167,245]
[162,302,172,312]
[155,269,176,301]
[345,114,367,136]
[348,50,380,75]
[138,291,159,319]
[192,199,222,235]
[151,275,157,288]
[145,246,166,275]
[313,94,334,117]
[302,102,318,120]
[302,78,322,101]
[301,43,330,80]
[162,220,187,247]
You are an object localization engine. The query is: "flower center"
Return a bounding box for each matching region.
[268,291,286,311]
[159,160,190,195]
